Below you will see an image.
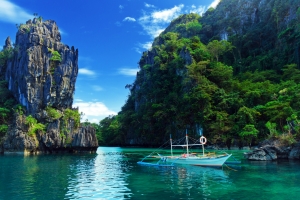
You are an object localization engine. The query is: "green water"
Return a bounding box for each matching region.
[0,147,299,200]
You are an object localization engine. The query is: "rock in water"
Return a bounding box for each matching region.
[244,139,299,161]
[1,18,98,154]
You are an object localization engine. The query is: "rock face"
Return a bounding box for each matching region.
[244,139,300,160]
[0,18,98,154]
[5,18,77,116]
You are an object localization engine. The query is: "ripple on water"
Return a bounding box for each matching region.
[65,149,132,199]
[2,148,300,200]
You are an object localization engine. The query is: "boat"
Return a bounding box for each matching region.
[137,133,232,167]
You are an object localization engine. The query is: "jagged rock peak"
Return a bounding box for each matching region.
[6,18,78,119]
[3,37,12,49]
[1,18,99,154]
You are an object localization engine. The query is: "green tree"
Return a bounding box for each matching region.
[0,48,13,67]
[0,107,10,123]
[207,40,233,62]
[239,124,259,147]
[0,124,8,138]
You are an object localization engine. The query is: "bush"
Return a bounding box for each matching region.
[0,48,13,67]
[25,115,46,136]
[63,108,80,129]
[278,134,297,146]
[48,48,62,62]
[46,106,62,120]
[13,104,25,115]
[0,124,8,137]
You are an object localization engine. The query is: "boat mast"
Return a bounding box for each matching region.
[202,141,205,156]
[186,129,189,156]
[170,134,173,157]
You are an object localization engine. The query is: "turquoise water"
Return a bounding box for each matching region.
[0,147,300,200]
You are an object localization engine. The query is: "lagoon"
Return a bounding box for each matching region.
[0,147,300,199]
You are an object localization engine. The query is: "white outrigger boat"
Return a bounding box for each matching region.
[137,134,232,167]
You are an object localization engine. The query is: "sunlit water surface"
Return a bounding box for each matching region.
[0,147,300,200]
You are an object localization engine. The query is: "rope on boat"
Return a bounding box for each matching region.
[140,139,171,162]
[223,164,238,172]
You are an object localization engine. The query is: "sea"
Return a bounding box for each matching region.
[0,147,300,200]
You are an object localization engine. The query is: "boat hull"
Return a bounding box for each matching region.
[137,161,174,167]
[166,154,232,167]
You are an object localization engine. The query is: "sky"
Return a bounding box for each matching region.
[0,0,220,123]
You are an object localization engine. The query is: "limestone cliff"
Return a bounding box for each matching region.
[6,18,77,116]
[0,18,98,154]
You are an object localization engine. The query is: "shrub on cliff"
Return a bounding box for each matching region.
[63,108,80,129]
[48,48,62,62]
[25,115,46,136]
[46,106,62,120]
[0,124,8,138]
[0,48,13,67]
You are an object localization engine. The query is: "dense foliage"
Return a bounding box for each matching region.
[0,48,18,141]
[96,0,300,147]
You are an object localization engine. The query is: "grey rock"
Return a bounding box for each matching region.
[3,114,37,153]
[244,148,273,161]
[5,19,77,116]
[72,126,98,149]
[1,18,98,154]
[245,139,297,161]
[288,142,300,159]
[41,120,62,149]
[3,37,12,49]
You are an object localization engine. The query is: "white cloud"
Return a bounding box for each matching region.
[134,42,152,54]
[119,5,124,9]
[140,41,152,50]
[138,4,184,38]
[123,17,136,22]
[145,3,155,8]
[118,68,139,76]
[189,5,206,15]
[208,0,221,9]
[138,41,152,51]
[133,47,142,54]
[151,4,184,23]
[92,85,103,91]
[79,68,95,76]
[0,0,32,24]
[137,3,217,39]
[73,101,117,123]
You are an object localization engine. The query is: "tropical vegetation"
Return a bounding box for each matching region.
[93,0,300,147]
[1,0,300,148]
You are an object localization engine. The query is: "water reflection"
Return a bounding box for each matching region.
[0,154,74,200]
[1,148,300,200]
[65,147,132,199]
[129,163,231,199]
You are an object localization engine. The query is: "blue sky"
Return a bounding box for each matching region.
[0,0,220,123]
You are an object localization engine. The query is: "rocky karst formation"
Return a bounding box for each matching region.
[6,18,77,116]
[0,18,98,154]
[244,139,300,160]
